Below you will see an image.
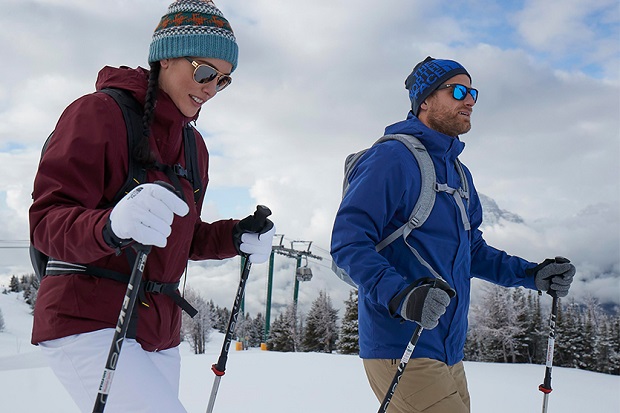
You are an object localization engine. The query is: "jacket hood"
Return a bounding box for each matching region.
[95,66,150,105]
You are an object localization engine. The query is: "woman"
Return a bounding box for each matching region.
[29,1,274,411]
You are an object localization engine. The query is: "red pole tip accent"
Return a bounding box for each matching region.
[211,364,225,376]
[538,384,552,394]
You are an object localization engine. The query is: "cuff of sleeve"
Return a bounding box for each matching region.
[102,218,132,256]
[231,220,242,255]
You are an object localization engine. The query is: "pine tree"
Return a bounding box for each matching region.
[607,313,620,375]
[464,284,619,375]
[529,292,547,364]
[337,289,359,355]
[510,288,531,363]
[267,302,300,352]
[579,298,601,370]
[9,275,19,293]
[210,301,230,334]
[302,290,339,353]
[234,312,265,348]
[248,313,266,347]
[21,274,39,309]
[234,312,250,348]
[597,313,617,374]
[555,299,581,368]
[467,283,528,363]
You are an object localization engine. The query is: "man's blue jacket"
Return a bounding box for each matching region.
[330,113,537,364]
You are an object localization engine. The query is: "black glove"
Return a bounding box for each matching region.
[399,278,456,329]
[526,256,576,297]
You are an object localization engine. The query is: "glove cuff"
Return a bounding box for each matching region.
[103,218,132,256]
[525,258,555,277]
[231,221,243,254]
[388,277,435,318]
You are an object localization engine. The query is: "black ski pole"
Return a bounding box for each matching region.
[92,242,151,413]
[206,205,272,413]
[539,256,570,413]
[378,323,423,413]
[92,181,181,413]
[539,292,559,413]
[377,277,455,413]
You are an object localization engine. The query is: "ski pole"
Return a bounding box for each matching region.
[539,256,570,413]
[378,324,423,413]
[539,292,559,413]
[92,181,180,413]
[92,242,151,413]
[206,205,272,413]
[377,277,455,413]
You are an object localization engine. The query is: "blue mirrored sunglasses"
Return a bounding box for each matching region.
[436,83,478,102]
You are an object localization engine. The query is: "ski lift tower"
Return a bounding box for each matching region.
[262,235,322,347]
[272,236,322,307]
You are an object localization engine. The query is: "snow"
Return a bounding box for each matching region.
[0,292,618,413]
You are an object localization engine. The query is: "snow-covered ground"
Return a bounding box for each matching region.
[0,292,618,412]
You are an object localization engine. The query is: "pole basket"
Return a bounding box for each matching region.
[539,384,552,394]
[211,364,225,377]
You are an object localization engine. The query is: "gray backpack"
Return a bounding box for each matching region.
[331,134,470,288]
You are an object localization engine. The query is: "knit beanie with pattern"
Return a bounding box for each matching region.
[405,56,471,116]
[149,0,238,71]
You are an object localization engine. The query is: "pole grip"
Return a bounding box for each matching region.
[250,205,272,234]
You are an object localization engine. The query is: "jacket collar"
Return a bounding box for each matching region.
[384,112,465,162]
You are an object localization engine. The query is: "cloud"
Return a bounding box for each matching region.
[514,0,619,62]
[0,0,617,312]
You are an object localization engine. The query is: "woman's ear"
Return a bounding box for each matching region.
[159,58,170,69]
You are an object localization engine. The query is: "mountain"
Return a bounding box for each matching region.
[479,193,524,227]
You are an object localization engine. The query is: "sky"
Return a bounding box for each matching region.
[0,292,618,412]
[0,0,618,316]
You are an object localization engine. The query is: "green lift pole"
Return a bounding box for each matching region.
[264,250,275,343]
[293,255,302,306]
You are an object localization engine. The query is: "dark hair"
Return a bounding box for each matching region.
[134,61,161,166]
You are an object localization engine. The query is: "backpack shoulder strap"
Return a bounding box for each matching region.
[374,134,436,252]
[183,124,203,204]
[98,87,148,204]
[334,133,441,287]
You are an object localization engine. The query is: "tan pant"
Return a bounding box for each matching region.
[363,358,470,413]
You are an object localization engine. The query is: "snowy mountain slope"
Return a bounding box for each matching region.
[0,293,618,413]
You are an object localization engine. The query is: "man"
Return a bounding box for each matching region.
[330,56,575,412]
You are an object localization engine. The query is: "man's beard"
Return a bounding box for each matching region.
[426,106,472,137]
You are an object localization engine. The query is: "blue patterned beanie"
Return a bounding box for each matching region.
[149,0,238,72]
[405,56,471,116]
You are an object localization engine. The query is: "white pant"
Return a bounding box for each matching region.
[40,328,186,413]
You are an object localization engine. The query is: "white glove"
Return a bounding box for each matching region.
[109,183,189,248]
[239,225,276,264]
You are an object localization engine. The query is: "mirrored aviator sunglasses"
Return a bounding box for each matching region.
[184,57,232,92]
[437,83,478,102]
